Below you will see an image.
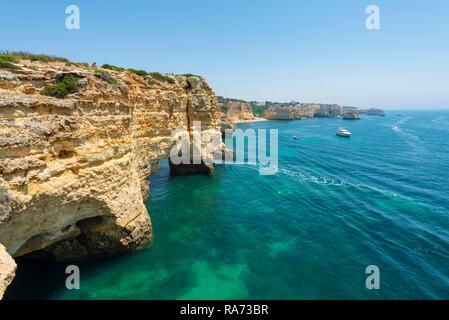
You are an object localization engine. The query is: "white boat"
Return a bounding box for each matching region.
[293,135,299,140]
[336,127,351,137]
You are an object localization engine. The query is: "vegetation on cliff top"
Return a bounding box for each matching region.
[101,63,181,84]
[41,74,80,99]
[0,51,90,70]
[0,51,70,63]
[0,58,20,70]
[2,51,202,91]
[127,68,149,77]
[181,73,202,78]
[95,70,118,85]
[148,72,175,84]
[101,64,125,72]
[125,68,175,84]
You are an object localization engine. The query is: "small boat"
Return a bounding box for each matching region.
[336,115,342,119]
[293,135,299,140]
[336,127,351,137]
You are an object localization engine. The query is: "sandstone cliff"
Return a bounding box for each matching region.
[264,103,343,120]
[0,244,15,299]
[263,103,384,120]
[342,112,361,120]
[0,57,221,297]
[218,97,255,123]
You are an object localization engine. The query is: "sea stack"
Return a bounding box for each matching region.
[342,112,361,120]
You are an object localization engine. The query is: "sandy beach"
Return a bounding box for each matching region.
[233,117,268,124]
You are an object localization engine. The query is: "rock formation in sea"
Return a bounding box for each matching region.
[313,104,344,117]
[0,56,224,296]
[342,111,361,120]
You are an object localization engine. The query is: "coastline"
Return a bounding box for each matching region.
[233,117,268,124]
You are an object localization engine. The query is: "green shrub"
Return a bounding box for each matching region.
[181,73,202,78]
[147,79,155,87]
[101,64,125,72]
[42,83,70,98]
[148,72,175,84]
[127,68,148,77]
[42,75,79,98]
[95,70,118,85]
[0,58,20,70]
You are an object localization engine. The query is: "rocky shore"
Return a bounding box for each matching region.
[217,96,384,123]
[0,54,386,297]
[0,55,224,297]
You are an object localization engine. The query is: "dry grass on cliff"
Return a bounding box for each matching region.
[0,51,70,64]
[148,72,175,84]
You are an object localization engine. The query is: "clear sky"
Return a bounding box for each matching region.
[1,0,448,109]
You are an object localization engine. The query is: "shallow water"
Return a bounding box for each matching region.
[6,110,449,299]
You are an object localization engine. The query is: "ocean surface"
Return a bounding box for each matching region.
[5,110,449,300]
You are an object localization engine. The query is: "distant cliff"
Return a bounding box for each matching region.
[216,98,385,121]
[218,97,255,122]
[360,108,385,116]
[264,103,345,120]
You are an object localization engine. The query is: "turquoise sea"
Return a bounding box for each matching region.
[5,110,449,299]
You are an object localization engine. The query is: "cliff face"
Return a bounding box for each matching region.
[314,104,344,117]
[263,104,379,120]
[342,112,361,120]
[0,59,221,296]
[264,103,342,120]
[218,99,255,123]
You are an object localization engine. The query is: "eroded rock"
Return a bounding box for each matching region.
[0,58,222,295]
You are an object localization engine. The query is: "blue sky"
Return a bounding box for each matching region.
[1,0,448,108]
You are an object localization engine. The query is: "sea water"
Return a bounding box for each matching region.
[5,110,449,299]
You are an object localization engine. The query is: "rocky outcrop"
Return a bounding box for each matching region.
[0,58,222,296]
[360,108,385,116]
[265,105,303,120]
[0,244,16,299]
[218,98,255,123]
[342,112,361,120]
[264,103,343,120]
[313,104,344,117]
